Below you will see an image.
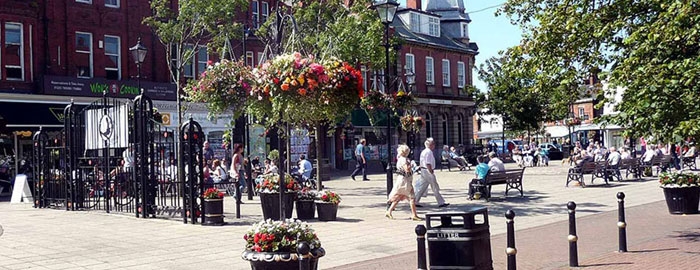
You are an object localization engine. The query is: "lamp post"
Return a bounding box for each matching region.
[374,0,399,197]
[129,37,147,93]
[404,65,416,151]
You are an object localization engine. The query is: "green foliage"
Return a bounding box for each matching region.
[500,0,700,142]
[256,0,385,68]
[478,47,547,133]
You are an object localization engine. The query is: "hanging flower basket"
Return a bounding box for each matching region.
[565,117,581,126]
[400,115,424,133]
[185,59,253,119]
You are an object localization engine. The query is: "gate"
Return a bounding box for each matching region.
[180,118,204,224]
[32,128,67,209]
[33,93,201,223]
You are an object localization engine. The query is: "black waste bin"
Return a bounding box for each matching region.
[425,208,493,270]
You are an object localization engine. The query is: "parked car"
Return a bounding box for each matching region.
[539,143,563,160]
[490,140,523,155]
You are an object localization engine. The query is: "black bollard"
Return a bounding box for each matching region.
[415,225,427,270]
[505,210,517,270]
[617,192,627,252]
[236,169,243,219]
[567,201,579,267]
[298,241,311,270]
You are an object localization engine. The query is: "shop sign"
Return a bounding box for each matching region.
[43,75,176,100]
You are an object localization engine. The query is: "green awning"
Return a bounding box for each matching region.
[350,108,398,127]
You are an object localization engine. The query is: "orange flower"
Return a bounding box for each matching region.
[298,88,307,95]
[264,85,270,94]
[281,83,289,91]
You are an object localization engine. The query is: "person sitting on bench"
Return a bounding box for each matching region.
[468,156,490,199]
[449,146,471,170]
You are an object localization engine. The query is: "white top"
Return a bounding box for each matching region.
[642,149,656,162]
[488,157,506,172]
[215,166,228,180]
[265,164,279,174]
[685,146,696,157]
[420,148,435,171]
[620,151,631,160]
[122,149,134,168]
[607,151,621,166]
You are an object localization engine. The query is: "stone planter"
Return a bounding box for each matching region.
[202,198,224,226]
[316,202,338,221]
[241,248,325,270]
[662,186,700,215]
[295,200,316,220]
[259,192,294,221]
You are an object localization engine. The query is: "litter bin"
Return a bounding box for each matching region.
[425,208,493,270]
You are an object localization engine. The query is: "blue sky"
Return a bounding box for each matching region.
[397,0,523,92]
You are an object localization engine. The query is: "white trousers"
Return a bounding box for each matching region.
[414,172,446,205]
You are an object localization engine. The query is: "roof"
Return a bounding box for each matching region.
[392,15,478,54]
[425,0,471,22]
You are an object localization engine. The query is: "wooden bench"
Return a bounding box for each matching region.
[640,155,673,176]
[566,161,609,187]
[440,155,452,171]
[682,154,697,170]
[619,158,641,179]
[475,168,525,201]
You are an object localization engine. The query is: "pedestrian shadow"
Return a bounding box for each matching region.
[304,217,363,223]
[672,229,700,242]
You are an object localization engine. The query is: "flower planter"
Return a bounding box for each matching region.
[241,248,325,270]
[295,200,316,220]
[662,186,700,215]
[316,202,338,221]
[202,198,224,226]
[259,192,294,221]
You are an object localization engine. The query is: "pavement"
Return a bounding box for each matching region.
[0,162,695,269]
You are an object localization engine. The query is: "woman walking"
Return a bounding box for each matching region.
[386,144,423,221]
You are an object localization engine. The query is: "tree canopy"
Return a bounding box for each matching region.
[478,47,547,133]
[499,0,700,142]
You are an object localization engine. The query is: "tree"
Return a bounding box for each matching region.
[478,47,547,135]
[499,0,700,142]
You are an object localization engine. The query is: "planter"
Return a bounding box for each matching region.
[316,202,338,221]
[241,248,325,270]
[662,186,700,215]
[295,200,316,220]
[203,198,224,226]
[259,192,295,221]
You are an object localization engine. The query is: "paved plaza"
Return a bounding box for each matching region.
[0,163,688,269]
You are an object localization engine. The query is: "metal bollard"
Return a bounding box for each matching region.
[236,169,243,219]
[617,192,627,252]
[567,201,579,267]
[505,210,517,270]
[416,225,427,270]
[297,241,311,270]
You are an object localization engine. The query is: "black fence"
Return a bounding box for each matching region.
[32,93,204,224]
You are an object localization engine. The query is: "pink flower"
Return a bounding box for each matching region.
[309,63,324,75]
[206,60,213,66]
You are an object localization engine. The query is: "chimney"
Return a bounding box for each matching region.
[407,0,422,10]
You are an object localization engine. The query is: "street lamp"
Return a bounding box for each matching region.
[374,0,399,197]
[404,65,416,151]
[129,37,147,93]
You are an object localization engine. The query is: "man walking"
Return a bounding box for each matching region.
[350,139,369,181]
[415,138,449,208]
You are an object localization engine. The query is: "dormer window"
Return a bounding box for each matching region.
[410,13,420,32]
[461,22,469,38]
[428,17,440,36]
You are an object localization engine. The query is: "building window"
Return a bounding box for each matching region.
[257,52,265,66]
[183,44,194,78]
[457,61,465,88]
[429,17,440,37]
[425,112,432,138]
[455,114,463,145]
[441,113,448,146]
[442,59,450,87]
[105,0,119,8]
[252,1,259,29]
[425,57,434,85]
[461,22,469,38]
[405,53,415,79]
[410,13,420,32]
[578,107,585,119]
[261,2,269,25]
[104,35,120,80]
[76,0,92,4]
[246,51,254,66]
[4,23,24,81]
[75,32,93,78]
[197,46,208,78]
[373,70,385,92]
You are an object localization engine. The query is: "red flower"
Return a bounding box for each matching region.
[254,233,260,243]
[322,194,328,200]
[254,245,262,252]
